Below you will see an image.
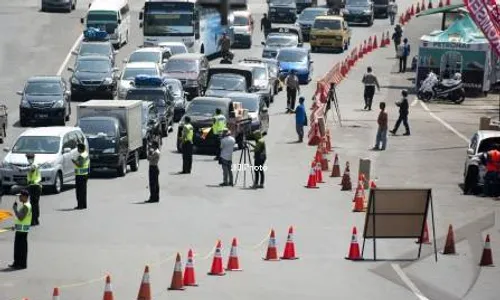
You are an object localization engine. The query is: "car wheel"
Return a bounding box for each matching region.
[311,46,316,53]
[52,171,63,194]
[117,156,127,177]
[41,4,46,11]
[130,151,139,172]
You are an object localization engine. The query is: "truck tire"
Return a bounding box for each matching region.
[117,157,127,177]
[130,151,139,172]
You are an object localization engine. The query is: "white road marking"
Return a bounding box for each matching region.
[57,34,83,76]
[391,264,431,300]
[419,101,469,143]
[411,98,419,107]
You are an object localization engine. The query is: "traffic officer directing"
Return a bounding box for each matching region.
[146,141,160,203]
[481,145,500,196]
[212,108,227,160]
[248,131,266,188]
[13,153,41,226]
[181,116,194,174]
[261,13,272,38]
[72,143,89,210]
[9,189,32,270]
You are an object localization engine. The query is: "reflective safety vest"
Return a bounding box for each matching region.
[27,165,41,186]
[486,150,500,172]
[75,152,90,176]
[183,124,194,142]
[212,114,227,135]
[14,202,32,233]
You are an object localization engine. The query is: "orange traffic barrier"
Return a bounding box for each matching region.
[380,32,386,47]
[208,240,226,276]
[416,221,431,244]
[264,229,280,261]
[373,35,378,49]
[315,161,324,183]
[340,162,352,191]
[305,164,319,189]
[169,253,186,290]
[345,226,362,260]
[320,148,329,171]
[442,225,456,255]
[352,181,366,212]
[421,0,426,10]
[438,0,443,7]
[226,237,242,271]
[52,287,60,300]
[479,234,494,266]
[103,275,114,300]
[184,249,198,286]
[282,226,299,260]
[137,266,151,300]
[330,154,341,177]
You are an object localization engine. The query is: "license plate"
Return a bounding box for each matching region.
[87,87,97,91]
[278,13,285,16]
[36,114,48,118]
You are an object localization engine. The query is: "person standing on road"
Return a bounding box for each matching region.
[362,67,380,111]
[181,116,194,174]
[9,189,31,270]
[295,96,307,142]
[219,129,235,187]
[72,143,89,210]
[218,32,232,59]
[480,145,500,196]
[248,131,266,188]
[13,153,41,226]
[261,13,272,38]
[146,141,160,203]
[390,90,411,136]
[285,70,300,113]
[398,38,411,73]
[392,25,403,57]
[372,102,388,150]
[388,0,398,25]
[212,108,227,160]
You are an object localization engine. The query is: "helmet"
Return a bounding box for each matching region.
[25,153,35,159]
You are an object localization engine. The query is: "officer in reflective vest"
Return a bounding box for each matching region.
[72,143,90,209]
[13,153,41,226]
[248,131,267,189]
[9,189,32,270]
[181,116,194,174]
[212,108,227,160]
[481,147,500,196]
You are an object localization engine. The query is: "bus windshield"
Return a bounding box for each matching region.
[144,13,194,36]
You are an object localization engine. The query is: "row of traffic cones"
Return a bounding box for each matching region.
[264,226,299,260]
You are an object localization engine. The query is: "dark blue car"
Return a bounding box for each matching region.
[276,48,313,84]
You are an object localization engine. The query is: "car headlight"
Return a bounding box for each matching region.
[52,100,65,108]
[342,9,349,14]
[270,8,276,12]
[20,100,31,108]
[364,9,372,14]
[102,148,115,154]
[39,162,54,169]
[102,77,113,85]
[71,77,80,85]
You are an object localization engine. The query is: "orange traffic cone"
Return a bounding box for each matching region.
[282,226,299,260]
[353,181,366,212]
[416,221,431,244]
[479,234,494,266]
[358,173,367,190]
[103,275,114,300]
[320,150,329,171]
[428,0,433,9]
[380,32,386,47]
[367,36,373,52]
[321,137,329,155]
[341,162,352,191]
[373,35,378,49]
[183,249,198,286]
[422,0,426,10]
[399,14,405,25]
[208,240,226,276]
[226,238,242,271]
[438,0,443,7]
[358,43,364,58]
[52,287,60,300]
[305,165,319,189]
[169,253,186,290]
[363,40,368,55]
[445,0,450,5]
[405,9,411,22]
[369,180,376,189]
[330,154,341,177]
[264,229,280,261]
[345,226,363,260]
[416,2,421,13]
[385,31,390,45]
[315,161,324,183]
[410,4,415,15]
[326,130,332,152]
[441,225,456,255]
[137,266,151,300]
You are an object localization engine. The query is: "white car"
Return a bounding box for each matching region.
[238,61,273,105]
[123,46,172,71]
[463,130,500,194]
[117,62,161,99]
[0,127,88,194]
[157,42,189,55]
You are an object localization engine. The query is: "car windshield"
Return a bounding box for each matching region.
[234,16,249,26]
[186,102,227,117]
[12,136,60,154]
[79,119,116,137]
[232,97,259,112]
[79,43,110,56]
[76,59,111,72]
[161,44,187,55]
[252,67,268,80]
[25,81,62,95]
[271,0,294,5]
[128,51,161,63]
[165,80,183,97]
[277,50,307,62]
[266,35,298,47]
[313,19,341,30]
[122,67,158,80]
[165,59,198,72]
[208,75,246,91]
[299,9,327,21]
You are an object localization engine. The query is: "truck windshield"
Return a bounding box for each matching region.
[270,0,295,5]
[299,9,328,21]
[313,19,341,30]
[208,75,246,91]
[79,119,116,137]
[186,102,227,117]
[12,136,60,154]
[144,13,194,35]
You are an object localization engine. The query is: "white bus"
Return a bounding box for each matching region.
[80,0,131,48]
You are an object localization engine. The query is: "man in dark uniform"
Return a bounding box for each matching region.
[72,143,89,210]
[181,116,194,174]
[261,13,272,38]
[146,141,160,203]
[9,189,32,270]
[390,90,411,136]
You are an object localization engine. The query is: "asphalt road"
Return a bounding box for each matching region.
[1,0,500,299]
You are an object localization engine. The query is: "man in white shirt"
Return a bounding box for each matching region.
[219,129,235,186]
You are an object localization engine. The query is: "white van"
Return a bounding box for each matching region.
[81,0,131,48]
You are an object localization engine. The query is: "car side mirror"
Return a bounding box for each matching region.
[3,147,9,153]
[467,149,474,156]
[71,50,78,55]
[139,12,144,20]
[118,19,122,24]
[262,107,268,113]
[16,91,23,96]
[261,41,266,46]
[80,17,84,24]
[63,147,71,154]
[67,67,74,72]
[139,22,143,28]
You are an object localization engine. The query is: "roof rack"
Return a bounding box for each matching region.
[83,28,110,42]
[132,75,165,88]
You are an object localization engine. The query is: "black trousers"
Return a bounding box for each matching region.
[393,114,410,134]
[28,185,41,225]
[399,56,408,72]
[287,87,297,110]
[13,231,28,268]
[363,86,375,110]
[75,175,88,209]
[389,13,395,25]
[214,134,221,158]
[148,166,159,202]
[182,142,193,173]
[254,156,266,185]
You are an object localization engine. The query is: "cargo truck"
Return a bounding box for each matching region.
[76,100,142,177]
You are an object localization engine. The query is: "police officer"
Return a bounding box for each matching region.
[285,70,300,113]
[72,143,89,210]
[212,108,227,160]
[390,90,410,136]
[481,145,500,196]
[181,116,194,174]
[261,13,272,38]
[146,141,160,203]
[9,189,32,270]
[248,131,266,188]
[14,153,41,226]
[218,32,232,60]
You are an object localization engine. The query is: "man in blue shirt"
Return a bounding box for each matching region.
[295,96,307,142]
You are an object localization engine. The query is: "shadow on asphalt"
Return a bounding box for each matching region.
[55,208,77,212]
